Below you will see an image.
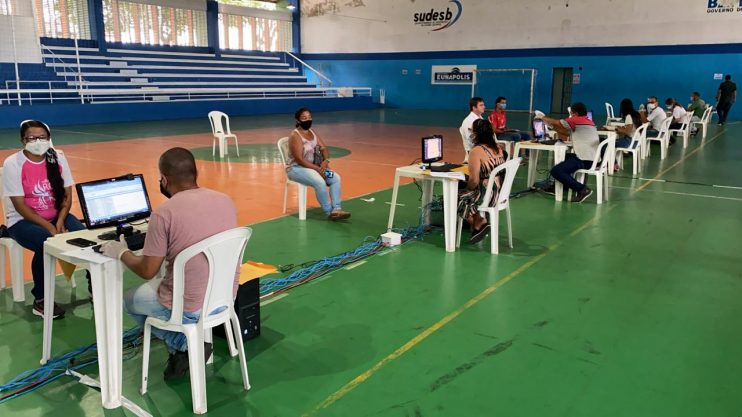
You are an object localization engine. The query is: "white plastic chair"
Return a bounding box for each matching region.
[456,157,522,254]
[208,111,240,159]
[644,117,673,160]
[669,112,693,149]
[605,102,622,125]
[140,227,252,415]
[569,137,615,204]
[692,105,713,140]
[616,123,648,176]
[0,167,27,302]
[277,137,307,220]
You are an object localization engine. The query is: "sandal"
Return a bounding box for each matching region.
[469,224,491,244]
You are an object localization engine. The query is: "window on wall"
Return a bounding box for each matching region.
[102,0,208,47]
[33,0,92,39]
[218,0,278,11]
[0,0,16,15]
[218,13,291,52]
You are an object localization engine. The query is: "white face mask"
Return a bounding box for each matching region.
[647,103,657,111]
[25,139,51,156]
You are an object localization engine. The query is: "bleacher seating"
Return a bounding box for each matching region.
[1,44,350,105]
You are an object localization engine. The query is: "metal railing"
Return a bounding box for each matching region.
[285,51,333,87]
[41,42,87,103]
[0,86,372,105]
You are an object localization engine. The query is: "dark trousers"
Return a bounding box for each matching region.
[717,101,733,124]
[8,214,86,301]
[550,154,593,193]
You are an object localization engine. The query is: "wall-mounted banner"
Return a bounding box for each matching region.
[706,0,742,14]
[432,65,477,85]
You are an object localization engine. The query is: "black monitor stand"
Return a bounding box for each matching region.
[98,223,137,240]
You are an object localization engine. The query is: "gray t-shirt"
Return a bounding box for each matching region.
[561,115,599,161]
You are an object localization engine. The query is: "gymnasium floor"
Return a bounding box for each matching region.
[0,109,741,417]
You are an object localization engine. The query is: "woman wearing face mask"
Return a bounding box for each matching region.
[286,107,350,220]
[2,120,87,319]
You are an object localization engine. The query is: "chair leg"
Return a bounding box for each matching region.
[223,322,238,358]
[298,185,307,221]
[186,328,208,414]
[505,206,513,249]
[456,216,463,248]
[10,244,25,302]
[596,174,603,204]
[234,138,240,157]
[702,123,707,140]
[489,211,499,255]
[140,322,152,395]
[230,311,251,391]
[282,183,288,214]
[212,137,216,157]
[683,133,689,148]
[0,248,6,290]
[633,152,639,176]
[660,141,667,160]
[205,328,214,365]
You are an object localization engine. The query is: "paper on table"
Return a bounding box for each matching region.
[61,247,113,264]
[429,171,466,181]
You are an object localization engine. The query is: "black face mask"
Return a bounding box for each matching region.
[298,120,313,130]
[159,179,172,199]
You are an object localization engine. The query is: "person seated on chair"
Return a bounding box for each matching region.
[614,98,642,149]
[687,91,706,123]
[488,96,532,143]
[639,96,667,138]
[99,147,239,380]
[458,119,507,244]
[541,103,599,203]
[666,98,688,144]
[2,120,89,319]
[460,97,485,159]
[286,107,350,220]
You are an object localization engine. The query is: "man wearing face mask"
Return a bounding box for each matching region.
[2,120,88,318]
[488,96,532,143]
[639,96,667,139]
[99,147,239,380]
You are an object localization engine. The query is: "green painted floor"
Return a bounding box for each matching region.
[1,111,741,417]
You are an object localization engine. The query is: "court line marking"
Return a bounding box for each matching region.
[301,127,728,416]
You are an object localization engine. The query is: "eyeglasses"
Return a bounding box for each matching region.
[23,136,49,141]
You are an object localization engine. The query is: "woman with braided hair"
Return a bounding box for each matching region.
[2,120,88,318]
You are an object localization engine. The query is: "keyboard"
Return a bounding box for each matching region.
[92,232,147,253]
[430,163,463,172]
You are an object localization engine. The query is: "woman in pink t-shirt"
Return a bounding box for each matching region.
[2,120,88,319]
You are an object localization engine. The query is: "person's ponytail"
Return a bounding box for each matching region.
[45,148,66,211]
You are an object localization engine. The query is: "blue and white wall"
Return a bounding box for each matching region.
[300,0,742,118]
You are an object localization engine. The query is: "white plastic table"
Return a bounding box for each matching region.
[386,165,463,252]
[42,226,150,415]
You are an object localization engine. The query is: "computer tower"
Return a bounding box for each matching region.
[214,278,260,341]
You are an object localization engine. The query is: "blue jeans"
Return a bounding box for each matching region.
[8,214,86,301]
[287,166,342,215]
[124,279,200,353]
[647,128,659,138]
[616,135,633,149]
[497,131,532,142]
[550,154,594,193]
[717,101,733,124]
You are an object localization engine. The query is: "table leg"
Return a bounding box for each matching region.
[554,146,566,202]
[527,149,540,187]
[90,261,123,409]
[442,180,458,252]
[386,170,401,231]
[421,179,433,225]
[41,251,56,364]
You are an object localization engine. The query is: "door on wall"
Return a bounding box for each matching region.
[551,67,573,115]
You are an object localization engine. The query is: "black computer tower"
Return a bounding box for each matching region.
[214,278,260,341]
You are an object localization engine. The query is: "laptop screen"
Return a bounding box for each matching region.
[422,135,443,164]
[587,110,594,121]
[76,174,152,229]
[532,119,546,139]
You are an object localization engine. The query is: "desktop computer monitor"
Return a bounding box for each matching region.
[422,135,443,164]
[532,119,546,139]
[76,174,152,229]
[587,110,594,121]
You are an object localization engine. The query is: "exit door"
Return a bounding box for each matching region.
[551,67,573,115]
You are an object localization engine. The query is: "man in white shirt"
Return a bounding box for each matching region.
[459,97,485,162]
[640,96,667,138]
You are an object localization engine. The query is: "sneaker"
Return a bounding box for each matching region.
[32,300,65,319]
[541,184,556,196]
[328,210,351,221]
[163,342,215,380]
[572,187,593,203]
[469,224,491,244]
[163,350,190,381]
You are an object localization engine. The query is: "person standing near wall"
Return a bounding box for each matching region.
[716,74,737,126]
